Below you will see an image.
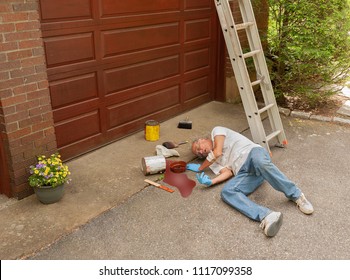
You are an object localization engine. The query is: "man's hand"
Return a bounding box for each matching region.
[196,172,212,186]
[186,163,201,172]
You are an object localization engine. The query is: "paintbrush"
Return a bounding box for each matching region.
[162,140,188,149]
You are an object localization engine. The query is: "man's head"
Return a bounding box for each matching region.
[191,137,213,159]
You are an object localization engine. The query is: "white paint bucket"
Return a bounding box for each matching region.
[141,155,166,175]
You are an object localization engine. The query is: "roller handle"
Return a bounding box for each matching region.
[144,179,174,193]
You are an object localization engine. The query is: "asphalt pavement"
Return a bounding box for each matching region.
[1,101,350,260]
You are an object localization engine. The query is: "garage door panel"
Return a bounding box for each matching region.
[184,48,209,72]
[185,76,209,101]
[185,18,211,43]
[40,0,93,22]
[55,110,101,147]
[44,32,95,68]
[104,77,180,106]
[100,0,180,16]
[185,0,211,10]
[107,86,180,129]
[50,72,98,109]
[102,23,179,58]
[40,0,219,159]
[104,56,180,94]
[52,99,100,123]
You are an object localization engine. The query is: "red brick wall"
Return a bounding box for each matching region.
[0,0,57,199]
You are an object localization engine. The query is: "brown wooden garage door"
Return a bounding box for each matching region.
[40,0,221,159]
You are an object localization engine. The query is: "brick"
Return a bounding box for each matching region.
[0,41,18,52]
[27,11,39,21]
[46,140,58,151]
[0,94,27,107]
[10,143,34,157]
[18,39,42,50]
[26,88,48,100]
[16,20,40,32]
[23,72,47,84]
[7,137,21,150]
[21,56,46,68]
[15,99,40,112]
[13,83,37,95]
[0,89,13,99]
[20,131,44,145]
[0,23,15,33]
[10,66,35,78]
[37,80,49,89]
[32,120,54,133]
[41,111,54,121]
[35,64,47,74]
[0,76,24,90]
[1,12,28,23]
[44,127,56,137]
[0,105,16,116]
[0,4,11,13]
[5,122,19,133]
[4,110,29,124]
[12,2,38,12]
[7,49,32,61]
[0,60,21,72]
[14,157,38,172]
[0,71,10,81]
[13,173,29,186]
[4,30,41,42]
[7,126,32,141]
[0,53,7,62]
[39,95,52,106]
[34,135,53,148]
[13,166,27,179]
[18,114,42,129]
[23,148,40,161]
[29,104,51,117]
[32,47,45,56]
[14,186,34,200]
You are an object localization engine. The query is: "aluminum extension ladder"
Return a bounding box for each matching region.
[214,0,287,153]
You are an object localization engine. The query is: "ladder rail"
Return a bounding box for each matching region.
[214,0,288,152]
[215,0,268,147]
[237,0,287,145]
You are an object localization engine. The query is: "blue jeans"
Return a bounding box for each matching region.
[221,147,301,222]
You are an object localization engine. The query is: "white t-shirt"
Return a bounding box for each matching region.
[209,126,260,175]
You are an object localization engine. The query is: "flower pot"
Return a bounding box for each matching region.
[33,184,65,204]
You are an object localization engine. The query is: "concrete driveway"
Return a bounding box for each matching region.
[1,101,350,260]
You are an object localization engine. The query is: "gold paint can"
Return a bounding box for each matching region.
[144,120,159,141]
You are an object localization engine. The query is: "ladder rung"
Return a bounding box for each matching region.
[258,103,275,115]
[242,49,261,59]
[235,22,254,31]
[251,79,261,87]
[266,130,281,142]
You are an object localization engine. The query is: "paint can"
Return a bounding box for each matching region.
[144,120,159,141]
[141,155,166,175]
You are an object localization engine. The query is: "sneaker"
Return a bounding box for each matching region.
[295,193,314,214]
[260,212,283,237]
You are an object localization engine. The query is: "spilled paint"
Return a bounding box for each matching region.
[163,160,196,198]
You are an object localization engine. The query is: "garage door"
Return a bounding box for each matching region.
[40,0,220,159]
